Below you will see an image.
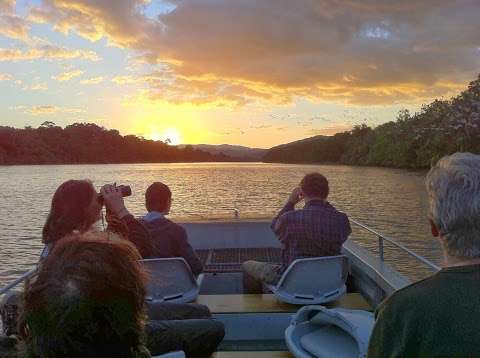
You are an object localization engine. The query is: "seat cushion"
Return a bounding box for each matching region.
[300,325,358,358]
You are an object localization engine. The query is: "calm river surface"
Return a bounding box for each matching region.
[0,162,441,287]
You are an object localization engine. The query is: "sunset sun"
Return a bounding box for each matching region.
[151,128,182,145]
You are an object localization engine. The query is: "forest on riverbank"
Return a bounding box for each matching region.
[0,123,236,164]
[264,75,480,168]
[2,75,479,167]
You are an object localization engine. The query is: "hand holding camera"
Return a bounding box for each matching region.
[99,184,132,219]
[288,187,304,205]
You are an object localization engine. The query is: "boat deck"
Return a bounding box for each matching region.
[196,248,281,273]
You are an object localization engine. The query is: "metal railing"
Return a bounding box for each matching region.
[349,218,441,272]
[0,267,37,296]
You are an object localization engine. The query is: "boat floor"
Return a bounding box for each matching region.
[196,248,281,273]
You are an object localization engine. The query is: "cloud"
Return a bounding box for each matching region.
[52,69,84,81]
[0,73,13,81]
[0,14,29,40]
[80,76,104,84]
[0,0,29,40]
[24,82,48,91]
[0,45,99,62]
[15,105,84,116]
[28,0,480,105]
[0,0,14,13]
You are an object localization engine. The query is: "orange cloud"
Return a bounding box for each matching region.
[52,69,84,82]
[28,0,480,106]
[80,76,104,85]
[15,105,84,116]
[0,45,99,62]
[0,73,13,81]
[0,14,29,40]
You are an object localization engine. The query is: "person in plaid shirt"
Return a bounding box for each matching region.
[242,172,351,293]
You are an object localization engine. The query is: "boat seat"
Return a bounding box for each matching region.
[140,258,203,304]
[265,255,349,305]
[196,293,371,314]
[212,352,293,357]
[285,305,374,358]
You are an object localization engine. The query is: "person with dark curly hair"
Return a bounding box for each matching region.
[19,232,150,358]
[242,172,351,293]
[3,232,223,357]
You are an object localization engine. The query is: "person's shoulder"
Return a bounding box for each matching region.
[280,208,302,221]
[378,274,441,314]
[163,219,187,236]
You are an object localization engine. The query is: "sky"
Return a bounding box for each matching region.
[0,0,479,148]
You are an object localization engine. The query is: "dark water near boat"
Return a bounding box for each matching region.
[0,162,441,287]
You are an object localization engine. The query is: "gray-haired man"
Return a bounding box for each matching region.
[368,152,480,357]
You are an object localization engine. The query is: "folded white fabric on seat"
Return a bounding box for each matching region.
[300,324,358,357]
[285,305,374,358]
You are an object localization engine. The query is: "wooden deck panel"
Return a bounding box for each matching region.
[212,352,292,358]
[197,293,371,313]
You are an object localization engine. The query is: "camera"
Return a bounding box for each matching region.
[97,185,132,204]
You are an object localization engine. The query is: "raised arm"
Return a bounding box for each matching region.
[271,187,303,236]
[101,184,153,258]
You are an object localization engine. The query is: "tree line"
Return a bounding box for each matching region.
[2,74,479,167]
[0,122,237,165]
[264,74,480,168]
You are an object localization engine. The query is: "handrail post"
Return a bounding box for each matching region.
[378,236,384,262]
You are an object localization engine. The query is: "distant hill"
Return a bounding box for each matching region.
[264,134,345,163]
[178,144,267,161]
[264,74,480,168]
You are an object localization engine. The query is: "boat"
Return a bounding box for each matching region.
[0,215,440,357]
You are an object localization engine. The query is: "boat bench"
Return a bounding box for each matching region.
[198,294,371,355]
[196,293,371,313]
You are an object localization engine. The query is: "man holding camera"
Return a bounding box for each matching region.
[242,172,352,293]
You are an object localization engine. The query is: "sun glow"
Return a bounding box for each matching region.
[150,128,182,145]
[164,128,182,145]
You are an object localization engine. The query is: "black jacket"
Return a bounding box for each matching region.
[139,217,203,276]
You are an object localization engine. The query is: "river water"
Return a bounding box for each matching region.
[0,162,441,287]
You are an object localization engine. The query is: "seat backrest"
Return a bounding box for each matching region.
[276,255,348,298]
[140,258,198,302]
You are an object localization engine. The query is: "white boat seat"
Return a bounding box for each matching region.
[265,255,349,305]
[140,258,203,304]
[285,305,374,358]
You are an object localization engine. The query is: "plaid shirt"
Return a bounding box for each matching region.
[271,200,351,273]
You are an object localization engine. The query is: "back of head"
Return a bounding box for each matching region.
[426,152,480,259]
[145,182,172,213]
[21,232,148,358]
[42,180,98,244]
[300,173,329,199]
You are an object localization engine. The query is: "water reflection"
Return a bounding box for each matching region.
[0,163,441,285]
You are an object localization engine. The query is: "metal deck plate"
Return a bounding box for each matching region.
[196,248,281,273]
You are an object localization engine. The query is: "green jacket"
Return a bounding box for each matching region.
[368,264,480,357]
